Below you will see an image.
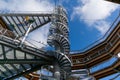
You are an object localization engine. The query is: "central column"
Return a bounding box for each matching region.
[47,5,70,80]
[53,61,60,80]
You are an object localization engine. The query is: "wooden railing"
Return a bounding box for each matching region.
[72,29,120,65]
[0,24,15,38]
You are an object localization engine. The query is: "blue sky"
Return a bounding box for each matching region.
[63,0,119,51]
[0,0,120,80]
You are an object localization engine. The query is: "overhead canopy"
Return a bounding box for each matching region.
[0,13,52,37]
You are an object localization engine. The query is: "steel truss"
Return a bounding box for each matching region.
[0,35,54,79]
[0,8,72,79]
[0,13,52,37]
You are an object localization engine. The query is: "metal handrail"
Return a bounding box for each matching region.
[71,13,120,54]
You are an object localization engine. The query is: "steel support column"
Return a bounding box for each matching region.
[54,61,61,80]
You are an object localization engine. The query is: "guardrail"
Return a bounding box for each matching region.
[0,24,15,38]
[89,56,118,74]
[72,30,120,64]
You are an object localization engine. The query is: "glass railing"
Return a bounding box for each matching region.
[89,56,118,73]
[71,13,120,54]
[100,73,120,80]
[40,76,57,80]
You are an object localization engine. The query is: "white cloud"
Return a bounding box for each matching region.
[27,24,50,48]
[94,21,110,35]
[71,0,119,35]
[0,0,54,13]
[0,0,54,48]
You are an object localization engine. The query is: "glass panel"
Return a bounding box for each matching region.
[13,16,25,34]
[32,23,36,28]
[4,46,10,51]
[16,50,25,59]
[0,65,11,76]
[34,17,41,26]
[0,45,3,59]
[4,46,14,59]
[6,49,14,59]
[116,75,120,80]
[44,17,48,21]
[31,17,36,28]
[26,53,34,59]
[39,17,44,23]
[14,64,23,72]
[100,73,120,80]
[22,64,31,70]
[7,16,22,35]
[90,57,118,73]
[2,16,10,24]
[19,64,26,71]
[4,64,17,74]
[18,16,28,31]
[15,77,28,80]
[40,68,53,76]
[12,16,19,23]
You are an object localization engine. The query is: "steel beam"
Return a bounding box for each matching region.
[0,36,53,61]
[0,59,50,64]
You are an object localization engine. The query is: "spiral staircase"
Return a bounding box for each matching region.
[47,6,72,80]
